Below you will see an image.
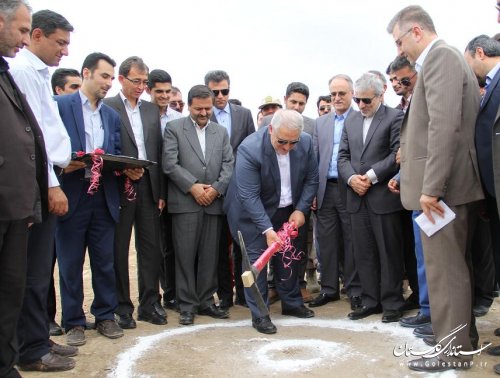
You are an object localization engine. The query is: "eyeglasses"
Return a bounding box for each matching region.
[276,138,300,145]
[212,88,230,96]
[395,28,413,47]
[330,91,347,98]
[398,72,417,87]
[124,77,149,87]
[353,96,377,105]
[319,105,331,112]
[169,101,184,107]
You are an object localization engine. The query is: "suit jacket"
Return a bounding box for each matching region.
[0,68,48,221]
[210,103,255,155]
[338,106,404,214]
[313,111,349,209]
[104,94,164,204]
[55,92,122,222]
[399,40,484,210]
[495,107,500,216]
[224,126,319,240]
[475,67,500,198]
[163,117,234,214]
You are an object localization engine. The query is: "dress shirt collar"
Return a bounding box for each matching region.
[335,107,352,121]
[214,102,231,116]
[486,62,500,87]
[79,90,103,112]
[190,117,210,130]
[415,37,440,73]
[119,90,142,109]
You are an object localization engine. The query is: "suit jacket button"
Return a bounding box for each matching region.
[360,162,365,165]
[30,154,36,160]
[25,126,31,132]
[202,166,206,170]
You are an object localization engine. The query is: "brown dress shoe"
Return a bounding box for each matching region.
[48,339,78,357]
[97,320,124,339]
[18,352,75,372]
[301,288,313,303]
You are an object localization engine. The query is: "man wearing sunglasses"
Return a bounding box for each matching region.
[389,56,417,112]
[387,5,483,372]
[338,73,406,324]
[317,95,332,117]
[205,70,255,312]
[224,109,318,334]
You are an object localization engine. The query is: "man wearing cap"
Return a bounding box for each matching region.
[257,96,282,128]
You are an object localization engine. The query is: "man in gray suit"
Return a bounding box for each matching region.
[104,56,166,328]
[205,70,255,310]
[338,73,405,323]
[310,74,361,310]
[387,5,484,372]
[163,85,234,326]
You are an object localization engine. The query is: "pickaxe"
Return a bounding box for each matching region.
[238,222,298,317]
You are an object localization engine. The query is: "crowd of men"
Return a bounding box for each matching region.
[0,1,499,376]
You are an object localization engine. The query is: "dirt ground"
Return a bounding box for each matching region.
[20,248,500,378]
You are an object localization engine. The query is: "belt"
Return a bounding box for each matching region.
[327,177,338,183]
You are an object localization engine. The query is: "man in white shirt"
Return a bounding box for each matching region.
[9,9,76,373]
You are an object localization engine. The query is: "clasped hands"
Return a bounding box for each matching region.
[350,174,371,196]
[190,183,219,206]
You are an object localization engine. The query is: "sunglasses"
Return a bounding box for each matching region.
[169,101,184,107]
[212,89,230,96]
[353,96,377,105]
[330,91,347,98]
[319,105,331,112]
[398,72,417,87]
[276,138,300,145]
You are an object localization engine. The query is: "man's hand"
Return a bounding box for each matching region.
[190,183,211,206]
[350,174,371,196]
[420,194,444,224]
[289,210,305,229]
[311,197,317,211]
[63,160,86,174]
[158,199,165,214]
[48,186,68,216]
[123,168,144,181]
[264,229,280,248]
[204,186,220,205]
[396,148,401,165]
[388,179,400,194]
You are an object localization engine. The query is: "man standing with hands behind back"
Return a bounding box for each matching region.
[387,5,484,372]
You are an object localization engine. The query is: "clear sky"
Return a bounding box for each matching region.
[28,0,499,119]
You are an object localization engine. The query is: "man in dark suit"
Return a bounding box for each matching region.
[338,73,405,323]
[387,6,484,372]
[310,74,362,310]
[104,56,166,328]
[0,3,48,376]
[205,70,255,310]
[464,34,500,360]
[224,109,318,334]
[55,53,142,347]
[163,85,234,326]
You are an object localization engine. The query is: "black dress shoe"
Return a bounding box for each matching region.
[423,336,437,346]
[116,313,136,329]
[282,305,315,318]
[308,292,339,308]
[198,304,229,319]
[153,302,167,317]
[138,309,167,325]
[163,299,180,312]
[407,356,472,372]
[399,312,431,328]
[348,305,382,320]
[495,328,500,337]
[179,311,194,325]
[350,296,362,311]
[494,363,500,375]
[472,304,490,317]
[252,316,277,334]
[488,345,500,356]
[49,321,63,336]
[382,309,402,323]
[218,299,233,312]
[413,324,434,338]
